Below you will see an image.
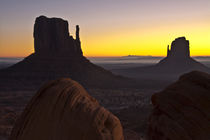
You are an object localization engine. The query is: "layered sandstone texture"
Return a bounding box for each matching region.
[10,78,124,140]
[147,71,210,140]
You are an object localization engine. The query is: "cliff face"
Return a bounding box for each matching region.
[34,16,82,56]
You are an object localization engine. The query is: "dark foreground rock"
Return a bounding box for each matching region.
[147,71,210,140]
[9,78,124,140]
[0,88,152,140]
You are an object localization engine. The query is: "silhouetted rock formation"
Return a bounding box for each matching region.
[167,37,190,58]
[113,37,209,79]
[10,78,124,140]
[0,16,132,90]
[147,71,210,140]
[34,16,82,56]
[33,15,83,56]
[156,37,207,72]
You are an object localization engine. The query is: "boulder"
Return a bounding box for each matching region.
[147,71,210,140]
[9,78,124,140]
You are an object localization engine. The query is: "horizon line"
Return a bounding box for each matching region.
[1,55,210,58]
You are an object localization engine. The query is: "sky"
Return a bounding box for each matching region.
[0,0,210,57]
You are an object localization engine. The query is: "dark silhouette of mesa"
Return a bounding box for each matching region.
[113,37,210,80]
[157,37,208,72]
[0,16,133,90]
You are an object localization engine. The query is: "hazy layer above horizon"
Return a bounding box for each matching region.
[1,56,210,70]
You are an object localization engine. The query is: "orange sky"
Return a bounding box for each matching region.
[0,0,210,57]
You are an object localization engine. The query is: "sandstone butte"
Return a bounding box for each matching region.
[9,78,124,140]
[156,37,209,73]
[0,15,132,90]
[113,37,210,79]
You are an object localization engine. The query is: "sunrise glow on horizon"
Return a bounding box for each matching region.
[0,0,210,57]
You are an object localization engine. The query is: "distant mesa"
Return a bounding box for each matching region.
[156,37,209,73]
[113,37,210,79]
[147,71,210,140]
[0,15,131,90]
[167,37,190,58]
[156,37,202,69]
[10,78,124,140]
